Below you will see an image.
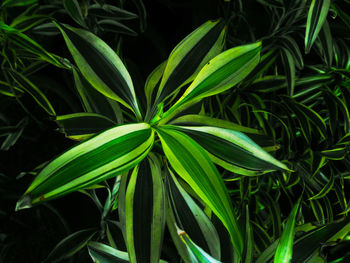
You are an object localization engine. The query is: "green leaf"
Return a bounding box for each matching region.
[160,41,261,124]
[55,113,116,140]
[170,114,262,135]
[309,171,334,200]
[166,168,221,260]
[54,23,142,119]
[156,126,244,258]
[0,22,64,68]
[280,48,296,96]
[155,20,226,104]
[63,0,87,28]
[305,0,331,53]
[1,118,28,151]
[88,241,129,263]
[97,20,137,36]
[15,123,154,209]
[145,60,167,110]
[274,197,301,263]
[1,0,38,7]
[8,70,56,116]
[72,68,123,123]
[172,125,289,176]
[123,154,165,263]
[178,231,221,263]
[88,4,138,20]
[44,229,96,263]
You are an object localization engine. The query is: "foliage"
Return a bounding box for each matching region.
[2,0,350,263]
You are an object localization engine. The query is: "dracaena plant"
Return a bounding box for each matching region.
[11,19,292,262]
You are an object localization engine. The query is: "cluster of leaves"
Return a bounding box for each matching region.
[2,0,350,263]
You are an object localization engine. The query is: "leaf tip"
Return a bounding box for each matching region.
[15,195,32,211]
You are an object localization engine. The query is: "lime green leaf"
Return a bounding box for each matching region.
[309,172,334,200]
[54,23,142,119]
[88,241,130,263]
[8,70,56,116]
[63,0,87,28]
[172,125,289,176]
[156,126,244,258]
[16,123,154,209]
[124,154,165,263]
[170,114,262,135]
[305,0,330,53]
[56,113,116,140]
[44,229,96,263]
[145,60,167,110]
[178,231,221,263]
[155,20,226,104]
[274,197,301,263]
[0,22,64,67]
[160,41,261,124]
[166,168,220,260]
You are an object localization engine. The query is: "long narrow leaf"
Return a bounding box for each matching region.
[16,123,154,209]
[156,126,244,258]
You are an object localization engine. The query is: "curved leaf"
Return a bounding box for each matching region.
[173,125,289,176]
[305,0,331,53]
[156,126,244,258]
[16,123,154,209]
[55,23,142,119]
[160,41,261,124]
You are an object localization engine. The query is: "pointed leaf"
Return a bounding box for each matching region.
[123,154,165,263]
[155,20,226,104]
[274,197,301,263]
[166,168,221,259]
[55,113,116,140]
[173,125,289,176]
[160,42,261,123]
[305,0,330,53]
[16,123,154,209]
[55,23,141,119]
[156,126,244,258]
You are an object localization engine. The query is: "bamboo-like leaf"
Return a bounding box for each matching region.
[281,36,304,70]
[160,42,261,124]
[124,154,165,263]
[243,205,254,263]
[88,4,138,20]
[309,172,334,200]
[97,20,137,36]
[178,231,221,263]
[172,125,289,176]
[145,60,167,110]
[56,113,116,140]
[155,20,226,104]
[166,168,221,260]
[8,70,56,116]
[170,114,262,135]
[88,241,130,263]
[305,0,331,53]
[0,22,64,68]
[44,229,96,263]
[274,197,301,263]
[16,123,154,209]
[63,0,87,28]
[72,68,123,123]
[55,23,142,119]
[280,48,296,96]
[156,126,244,258]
